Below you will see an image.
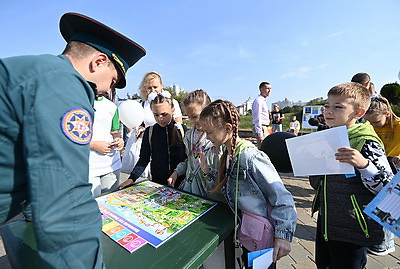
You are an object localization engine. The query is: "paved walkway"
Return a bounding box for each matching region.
[0,174,398,268]
[279,173,400,269]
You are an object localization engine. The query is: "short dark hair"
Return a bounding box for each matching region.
[62,41,98,59]
[259,82,270,89]
[351,73,370,85]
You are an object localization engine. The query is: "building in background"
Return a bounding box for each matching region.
[172,83,183,95]
[237,97,253,115]
[237,96,306,115]
[272,98,306,110]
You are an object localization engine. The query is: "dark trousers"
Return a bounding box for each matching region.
[315,217,367,269]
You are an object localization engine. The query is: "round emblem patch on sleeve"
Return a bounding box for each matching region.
[61,108,93,144]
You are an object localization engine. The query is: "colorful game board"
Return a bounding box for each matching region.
[96,181,217,247]
[364,172,400,238]
[101,214,147,252]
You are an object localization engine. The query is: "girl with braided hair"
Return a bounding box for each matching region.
[199,99,297,268]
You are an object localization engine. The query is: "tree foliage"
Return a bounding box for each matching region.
[163,86,188,105]
[380,82,400,105]
[307,97,326,106]
[125,92,140,100]
[281,105,303,121]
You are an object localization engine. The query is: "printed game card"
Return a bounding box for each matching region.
[101,215,147,253]
[364,173,400,238]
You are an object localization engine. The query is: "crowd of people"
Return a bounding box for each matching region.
[0,12,399,269]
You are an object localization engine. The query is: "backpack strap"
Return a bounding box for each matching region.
[233,140,270,247]
[176,123,185,139]
[148,123,184,150]
[148,125,153,149]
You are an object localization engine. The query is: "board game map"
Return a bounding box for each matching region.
[96,181,217,247]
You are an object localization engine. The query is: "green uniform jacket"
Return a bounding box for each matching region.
[0,54,103,268]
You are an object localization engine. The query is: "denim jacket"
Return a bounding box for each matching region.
[222,141,297,242]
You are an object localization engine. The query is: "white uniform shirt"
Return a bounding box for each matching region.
[252,94,270,137]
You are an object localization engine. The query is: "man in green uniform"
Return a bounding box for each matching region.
[0,13,145,268]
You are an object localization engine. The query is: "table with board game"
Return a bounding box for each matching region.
[0,181,235,268]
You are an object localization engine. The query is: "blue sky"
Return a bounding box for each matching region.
[2,1,400,106]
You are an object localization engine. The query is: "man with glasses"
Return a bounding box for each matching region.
[0,12,145,268]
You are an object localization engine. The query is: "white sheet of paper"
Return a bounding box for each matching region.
[253,249,273,269]
[285,126,354,176]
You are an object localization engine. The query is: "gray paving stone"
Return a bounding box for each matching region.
[298,240,315,256]
[369,253,400,269]
[290,244,313,264]
[366,256,389,269]
[292,261,317,269]
[279,252,296,268]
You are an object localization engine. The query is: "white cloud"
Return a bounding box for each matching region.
[281,66,311,79]
[325,31,346,39]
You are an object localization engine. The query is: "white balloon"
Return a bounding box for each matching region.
[118,100,144,129]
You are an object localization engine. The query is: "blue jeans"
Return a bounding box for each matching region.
[272,124,282,132]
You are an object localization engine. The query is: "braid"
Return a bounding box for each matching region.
[201,100,240,192]
[212,149,229,191]
[183,89,211,108]
[224,101,239,179]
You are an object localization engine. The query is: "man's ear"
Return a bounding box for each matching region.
[89,53,108,72]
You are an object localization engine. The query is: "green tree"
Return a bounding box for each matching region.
[380,82,400,105]
[125,92,140,100]
[163,86,188,105]
[307,97,326,106]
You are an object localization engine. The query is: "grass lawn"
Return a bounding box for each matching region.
[239,114,296,131]
[185,113,314,134]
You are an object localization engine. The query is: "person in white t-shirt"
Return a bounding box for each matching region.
[89,93,124,197]
[252,82,271,148]
[289,115,301,136]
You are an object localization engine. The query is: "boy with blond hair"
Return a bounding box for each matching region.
[309,82,394,268]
